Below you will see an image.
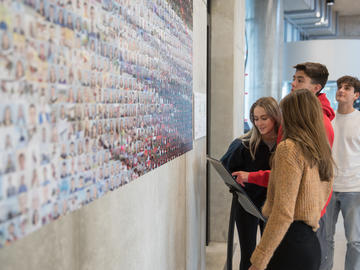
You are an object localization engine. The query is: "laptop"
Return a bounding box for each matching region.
[207,156,266,221]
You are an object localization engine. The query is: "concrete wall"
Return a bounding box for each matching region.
[0,0,208,269]
[338,15,360,38]
[209,0,246,241]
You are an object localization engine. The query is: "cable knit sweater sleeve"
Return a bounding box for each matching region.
[250,140,304,270]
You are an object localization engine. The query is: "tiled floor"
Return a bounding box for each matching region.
[206,215,346,270]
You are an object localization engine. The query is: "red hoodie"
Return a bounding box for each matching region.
[247,93,335,216]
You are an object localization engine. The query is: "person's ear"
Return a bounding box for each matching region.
[314,84,323,93]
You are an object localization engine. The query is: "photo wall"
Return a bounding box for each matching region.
[0,0,193,247]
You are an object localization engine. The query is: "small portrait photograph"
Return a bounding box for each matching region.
[37,41,47,62]
[1,104,14,127]
[59,142,68,159]
[49,162,57,182]
[67,86,75,103]
[4,219,19,246]
[0,28,13,55]
[76,139,83,156]
[74,104,83,122]
[46,2,57,23]
[2,191,20,222]
[4,153,16,175]
[49,124,59,144]
[14,59,26,80]
[81,18,89,37]
[17,178,29,215]
[68,194,79,212]
[41,177,53,207]
[16,151,27,172]
[48,84,58,104]
[41,165,50,185]
[68,141,76,157]
[102,178,109,194]
[29,208,41,232]
[12,13,25,36]
[66,121,77,141]
[97,150,104,167]
[90,53,97,71]
[27,103,38,127]
[83,104,90,120]
[90,184,98,201]
[31,168,40,188]
[56,85,67,103]
[66,11,74,30]
[75,87,83,103]
[38,104,51,125]
[17,173,29,195]
[58,104,67,122]
[58,66,67,84]
[68,67,75,85]
[39,202,51,225]
[88,36,97,52]
[69,175,77,194]
[59,160,69,179]
[84,136,91,154]
[59,174,70,197]
[77,174,84,192]
[61,198,69,216]
[48,65,57,84]
[95,55,103,72]
[69,156,77,175]
[0,224,5,248]
[37,0,46,17]
[15,125,27,148]
[84,153,92,172]
[81,187,92,206]
[57,7,66,27]
[74,15,82,32]
[82,70,90,87]
[90,104,97,119]
[75,120,84,138]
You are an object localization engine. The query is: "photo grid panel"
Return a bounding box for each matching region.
[0,0,193,248]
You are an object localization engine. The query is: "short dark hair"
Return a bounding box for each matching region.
[294,62,329,90]
[337,76,360,94]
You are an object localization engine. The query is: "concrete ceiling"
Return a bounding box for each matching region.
[333,0,360,16]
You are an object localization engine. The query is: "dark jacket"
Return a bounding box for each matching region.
[221,138,275,205]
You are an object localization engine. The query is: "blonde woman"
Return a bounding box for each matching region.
[222,97,281,270]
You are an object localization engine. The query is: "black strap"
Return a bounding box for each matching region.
[226,193,237,270]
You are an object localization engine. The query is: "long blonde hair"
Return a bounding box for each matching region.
[280,89,334,181]
[241,97,281,160]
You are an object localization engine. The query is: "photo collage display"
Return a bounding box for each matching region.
[0,0,193,247]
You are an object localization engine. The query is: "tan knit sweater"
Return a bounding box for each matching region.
[250,139,333,270]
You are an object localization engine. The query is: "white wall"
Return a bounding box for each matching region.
[284,39,360,81]
[0,0,208,269]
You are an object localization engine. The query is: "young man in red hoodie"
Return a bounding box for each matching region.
[233,62,335,270]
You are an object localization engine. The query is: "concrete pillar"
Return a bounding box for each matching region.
[209,0,246,241]
[245,0,284,112]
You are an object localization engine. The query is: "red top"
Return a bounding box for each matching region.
[247,93,335,216]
